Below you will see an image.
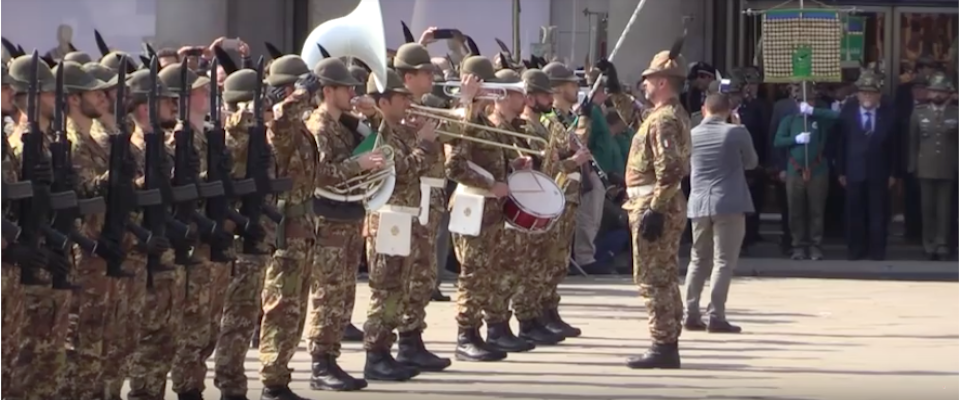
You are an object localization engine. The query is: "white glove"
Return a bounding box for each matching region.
[799,102,814,116]
[795,132,812,145]
[831,101,842,112]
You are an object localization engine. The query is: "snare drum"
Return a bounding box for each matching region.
[502,171,565,233]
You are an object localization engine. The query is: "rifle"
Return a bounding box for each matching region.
[171,61,228,262]
[239,57,291,254]
[49,61,108,267]
[204,59,255,259]
[2,133,33,243]
[17,51,75,287]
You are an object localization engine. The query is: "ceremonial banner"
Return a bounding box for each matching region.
[841,16,865,63]
[761,9,843,83]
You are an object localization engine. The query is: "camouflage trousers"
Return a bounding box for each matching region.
[398,206,443,334]
[127,265,187,400]
[453,218,506,329]
[215,253,268,397]
[510,229,551,321]
[171,247,231,394]
[259,236,314,388]
[306,220,363,357]
[627,202,686,345]
[541,204,578,311]
[1,264,23,399]
[60,256,115,400]
[483,224,526,324]
[102,254,148,400]
[12,279,71,400]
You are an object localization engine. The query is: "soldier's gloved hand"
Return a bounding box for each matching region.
[32,159,54,185]
[120,154,138,179]
[640,209,665,242]
[241,222,266,243]
[794,132,811,145]
[594,58,621,94]
[294,72,321,95]
[211,227,235,248]
[42,248,71,276]
[144,235,171,256]
[94,238,124,262]
[799,102,814,116]
[2,243,47,268]
[577,98,594,117]
[187,149,202,174]
[266,85,287,105]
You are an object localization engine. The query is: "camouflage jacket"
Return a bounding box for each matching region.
[523,112,581,204]
[225,107,277,250]
[272,96,319,208]
[67,117,110,239]
[378,120,439,209]
[623,97,691,213]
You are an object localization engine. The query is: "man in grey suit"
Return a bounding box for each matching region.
[683,94,759,334]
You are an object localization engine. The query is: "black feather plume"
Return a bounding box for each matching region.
[465,36,480,56]
[401,21,415,44]
[213,45,238,75]
[264,42,284,60]
[317,44,331,59]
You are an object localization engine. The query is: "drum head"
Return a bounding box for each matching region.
[507,171,565,217]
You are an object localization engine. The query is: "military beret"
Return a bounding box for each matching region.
[265,55,309,87]
[366,69,409,95]
[313,58,360,87]
[100,51,138,73]
[64,51,93,65]
[8,55,56,93]
[52,61,113,94]
[222,69,259,104]
[125,69,177,98]
[460,56,498,83]
[521,69,552,94]
[542,62,578,84]
[926,71,953,92]
[82,62,119,86]
[394,43,435,71]
[158,62,210,95]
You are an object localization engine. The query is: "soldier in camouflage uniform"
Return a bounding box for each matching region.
[256,54,322,400]
[304,57,381,392]
[214,68,273,400]
[123,68,187,400]
[6,54,75,400]
[621,42,692,369]
[360,69,440,382]
[53,61,118,400]
[908,72,958,261]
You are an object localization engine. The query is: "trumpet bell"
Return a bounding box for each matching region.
[301,0,388,92]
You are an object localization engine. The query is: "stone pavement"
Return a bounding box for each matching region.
[149,277,957,400]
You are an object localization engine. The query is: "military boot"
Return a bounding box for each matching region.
[396,330,452,371]
[455,326,507,362]
[343,323,364,342]
[221,395,250,400]
[543,308,582,338]
[250,323,261,349]
[625,342,681,369]
[178,390,204,400]
[259,385,307,400]
[517,318,564,345]
[364,349,420,381]
[310,354,367,391]
[431,287,451,302]
[486,321,535,352]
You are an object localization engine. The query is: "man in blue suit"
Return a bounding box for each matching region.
[836,72,899,261]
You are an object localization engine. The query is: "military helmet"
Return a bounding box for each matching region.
[100,51,138,73]
[542,62,578,85]
[52,61,113,94]
[8,55,56,93]
[393,43,435,71]
[521,69,552,94]
[313,58,360,87]
[366,69,409,95]
[494,69,521,84]
[222,69,259,104]
[349,65,369,95]
[64,51,93,65]
[82,62,119,86]
[125,69,177,98]
[265,55,309,87]
[460,56,498,83]
[925,71,954,92]
[158,62,210,94]
[854,72,882,92]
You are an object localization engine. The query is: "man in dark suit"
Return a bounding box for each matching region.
[837,73,899,261]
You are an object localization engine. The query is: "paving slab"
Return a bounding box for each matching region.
[141,277,958,400]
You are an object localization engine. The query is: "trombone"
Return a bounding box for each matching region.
[407,104,546,156]
[433,81,527,101]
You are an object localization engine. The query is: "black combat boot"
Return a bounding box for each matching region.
[396,330,452,371]
[221,395,250,400]
[343,323,364,342]
[250,321,261,349]
[259,385,307,400]
[431,287,451,302]
[486,321,535,353]
[364,349,421,381]
[309,354,367,391]
[625,342,681,369]
[178,390,204,400]
[518,318,564,345]
[543,308,582,338]
[455,326,507,362]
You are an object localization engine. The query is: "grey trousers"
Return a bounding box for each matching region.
[684,214,745,322]
[785,173,829,248]
[574,170,604,265]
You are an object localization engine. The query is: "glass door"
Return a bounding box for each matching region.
[892,7,959,86]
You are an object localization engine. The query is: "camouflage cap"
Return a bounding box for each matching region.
[854,72,882,92]
[521,68,552,94]
[366,69,409,95]
[82,62,119,86]
[542,62,578,84]
[925,71,953,92]
[158,62,210,94]
[53,61,113,94]
[222,69,258,104]
[8,55,56,93]
[313,58,360,87]
[461,56,498,82]
[64,51,93,65]
[125,69,177,98]
[393,43,435,71]
[643,50,687,79]
[265,55,309,87]
[100,51,138,73]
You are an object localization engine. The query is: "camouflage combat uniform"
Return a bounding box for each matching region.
[1,124,25,400]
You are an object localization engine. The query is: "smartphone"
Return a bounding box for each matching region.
[221,38,241,49]
[432,29,458,40]
[718,78,732,94]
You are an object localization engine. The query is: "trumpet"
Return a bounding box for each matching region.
[323,145,396,195]
[407,104,547,156]
[434,81,527,101]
